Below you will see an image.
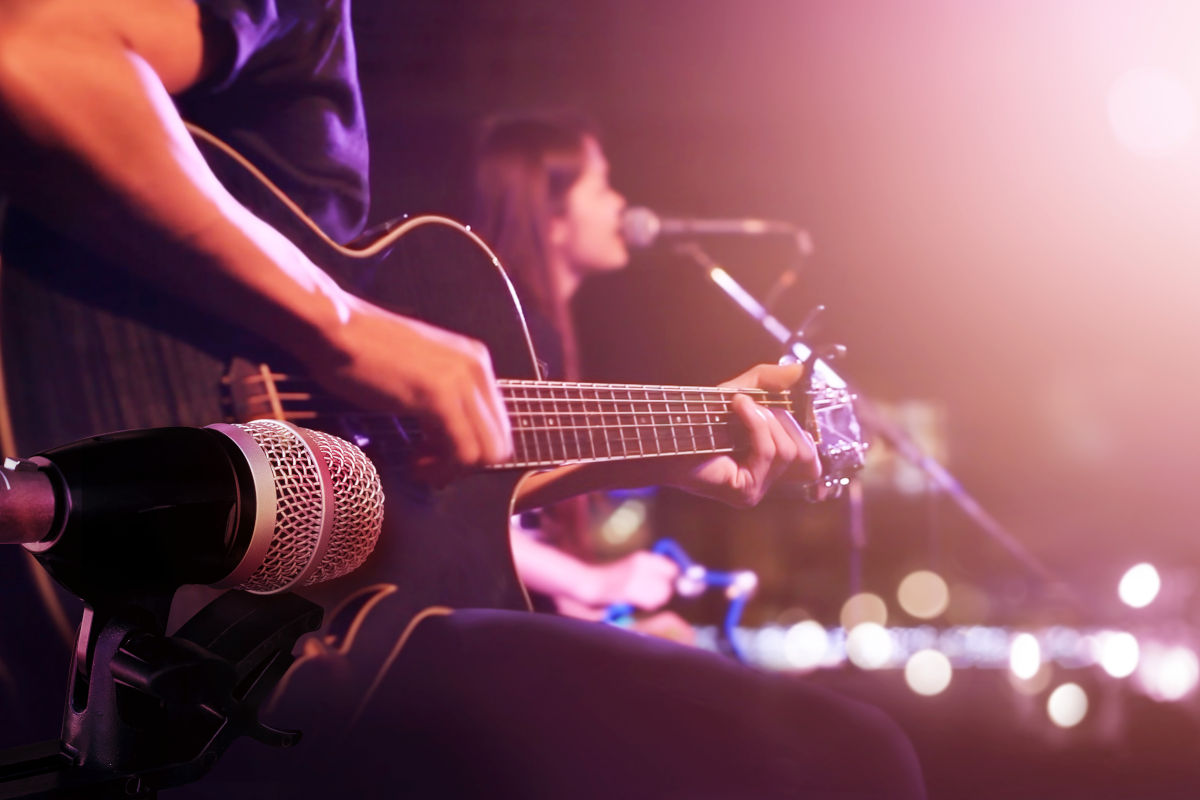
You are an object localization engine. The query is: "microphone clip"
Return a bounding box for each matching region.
[0,590,322,796]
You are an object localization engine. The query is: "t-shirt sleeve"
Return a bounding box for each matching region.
[191,0,286,92]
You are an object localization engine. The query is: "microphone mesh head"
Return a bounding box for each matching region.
[233,420,384,594]
[620,206,660,249]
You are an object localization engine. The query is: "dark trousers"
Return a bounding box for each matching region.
[197,609,926,799]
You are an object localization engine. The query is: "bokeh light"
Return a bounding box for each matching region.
[1107,66,1197,157]
[840,593,888,629]
[783,621,829,671]
[1010,633,1041,680]
[845,622,894,670]
[1096,631,1140,679]
[904,649,953,696]
[599,499,647,545]
[897,571,950,620]
[1047,683,1088,728]
[1118,563,1161,609]
[1138,644,1200,702]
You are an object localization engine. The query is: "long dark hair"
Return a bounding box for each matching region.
[470,111,597,379]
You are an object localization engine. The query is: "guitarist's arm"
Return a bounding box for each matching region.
[514,363,821,512]
[0,0,510,474]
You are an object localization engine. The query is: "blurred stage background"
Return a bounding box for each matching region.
[352,1,1200,797]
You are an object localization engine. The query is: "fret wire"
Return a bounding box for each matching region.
[499,395,788,405]
[704,390,717,452]
[498,380,782,395]
[599,387,612,459]
[496,445,735,469]
[571,388,584,461]
[498,424,737,433]
[627,388,643,457]
[611,386,628,459]
[551,386,569,463]
[503,408,779,416]
[664,388,679,453]
[524,385,544,465]
[682,392,692,457]
[644,387,660,456]
[583,386,597,460]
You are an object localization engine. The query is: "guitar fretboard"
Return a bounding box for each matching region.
[499,380,790,468]
[330,380,793,469]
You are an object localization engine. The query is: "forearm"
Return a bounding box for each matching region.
[508,525,601,606]
[0,2,348,365]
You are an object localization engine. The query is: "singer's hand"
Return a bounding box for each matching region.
[661,363,821,507]
[315,297,512,482]
[586,550,679,611]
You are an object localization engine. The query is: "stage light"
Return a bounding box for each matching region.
[1047,683,1088,728]
[1138,644,1199,701]
[1010,632,1041,680]
[752,625,789,670]
[845,622,893,670]
[1118,563,1161,609]
[783,620,829,671]
[840,592,888,629]
[1096,631,1139,679]
[1107,66,1197,157]
[599,499,647,545]
[904,649,952,696]
[897,570,949,620]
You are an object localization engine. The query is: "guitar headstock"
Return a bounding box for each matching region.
[791,351,868,499]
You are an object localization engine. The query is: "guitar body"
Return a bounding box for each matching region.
[0,133,538,722]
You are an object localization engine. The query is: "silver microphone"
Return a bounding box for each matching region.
[621,206,802,249]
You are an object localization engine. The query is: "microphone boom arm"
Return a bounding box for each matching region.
[674,242,1066,589]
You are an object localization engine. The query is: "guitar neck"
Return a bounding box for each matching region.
[500,380,790,468]
[333,380,792,470]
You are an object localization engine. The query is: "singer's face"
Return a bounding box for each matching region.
[554,136,628,278]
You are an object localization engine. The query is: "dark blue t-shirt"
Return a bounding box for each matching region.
[179,0,370,243]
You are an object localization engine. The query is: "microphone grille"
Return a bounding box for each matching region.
[233,420,384,594]
[301,427,385,587]
[620,206,660,249]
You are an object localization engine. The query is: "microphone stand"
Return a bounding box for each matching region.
[0,588,321,798]
[673,241,1068,594]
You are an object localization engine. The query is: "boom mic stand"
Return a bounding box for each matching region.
[673,241,1066,593]
[0,587,321,799]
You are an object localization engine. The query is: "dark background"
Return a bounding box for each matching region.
[351,1,1200,796]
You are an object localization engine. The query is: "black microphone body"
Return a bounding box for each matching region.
[26,427,257,603]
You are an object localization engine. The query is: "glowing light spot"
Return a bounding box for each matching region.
[846,622,894,670]
[1047,683,1089,728]
[1139,645,1200,701]
[904,649,953,696]
[897,571,950,620]
[754,626,788,670]
[1108,67,1197,157]
[599,500,646,545]
[783,621,829,670]
[1097,632,1140,679]
[840,593,888,629]
[1010,633,1041,680]
[1119,563,1161,608]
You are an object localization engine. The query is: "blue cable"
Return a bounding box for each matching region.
[605,538,758,663]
